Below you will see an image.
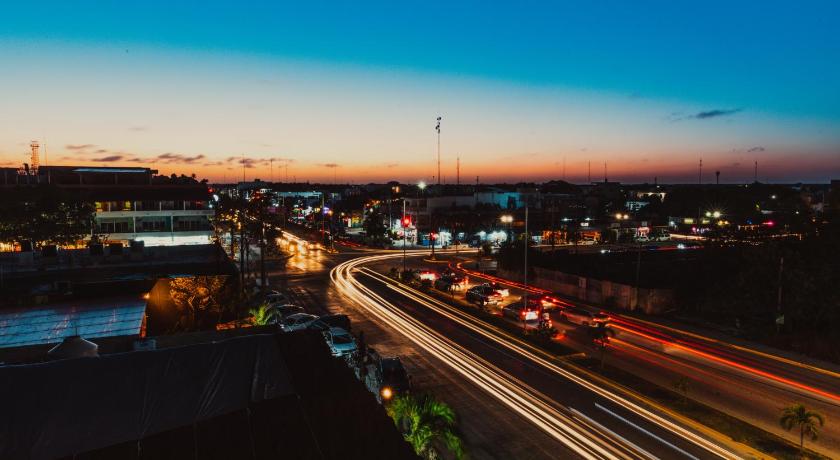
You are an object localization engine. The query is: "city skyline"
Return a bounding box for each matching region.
[1,1,839,183]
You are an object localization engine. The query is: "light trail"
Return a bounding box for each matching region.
[332,253,740,459]
[454,262,840,405]
[610,322,840,405]
[331,254,643,460]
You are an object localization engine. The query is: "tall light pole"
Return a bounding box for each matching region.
[435,116,442,186]
[523,205,529,305]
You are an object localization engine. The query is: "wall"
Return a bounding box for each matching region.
[497,267,674,315]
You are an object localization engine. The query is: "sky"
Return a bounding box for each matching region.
[1,1,839,184]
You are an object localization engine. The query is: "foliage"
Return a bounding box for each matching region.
[387,393,465,460]
[364,209,387,240]
[168,276,230,331]
[0,185,94,248]
[249,303,280,326]
[588,323,615,368]
[779,403,825,455]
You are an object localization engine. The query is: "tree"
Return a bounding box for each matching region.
[779,403,825,456]
[168,276,230,331]
[249,303,279,326]
[387,393,465,460]
[589,322,615,368]
[364,209,387,241]
[0,185,94,248]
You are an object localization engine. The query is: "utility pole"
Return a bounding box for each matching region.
[436,116,442,186]
[523,204,529,331]
[777,256,784,330]
[402,198,407,274]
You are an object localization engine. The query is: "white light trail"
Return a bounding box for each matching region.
[331,253,740,459]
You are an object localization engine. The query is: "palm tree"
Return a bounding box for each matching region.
[249,303,279,326]
[387,393,465,460]
[779,403,825,456]
[589,322,616,368]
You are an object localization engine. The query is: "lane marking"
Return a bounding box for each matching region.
[595,403,700,460]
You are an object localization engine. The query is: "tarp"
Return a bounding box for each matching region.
[0,333,295,460]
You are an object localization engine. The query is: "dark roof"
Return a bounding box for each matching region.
[0,330,416,459]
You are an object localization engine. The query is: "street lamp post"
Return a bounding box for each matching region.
[523,205,529,331]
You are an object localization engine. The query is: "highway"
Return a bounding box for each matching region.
[331,251,740,460]
[452,259,840,457]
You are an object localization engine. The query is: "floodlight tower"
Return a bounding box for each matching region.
[30,141,40,172]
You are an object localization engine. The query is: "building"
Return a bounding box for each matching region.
[1,165,215,247]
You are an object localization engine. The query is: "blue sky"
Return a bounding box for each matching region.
[1,1,838,182]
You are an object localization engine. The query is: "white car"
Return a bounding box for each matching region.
[280,313,319,332]
[324,327,357,357]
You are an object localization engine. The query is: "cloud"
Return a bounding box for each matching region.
[670,108,743,122]
[66,144,96,150]
[91,155,124,162]
[747,146,766,152]
[385,163,399,168]
[156,153,206,164]
[95,149,109,154]
[128,126,148,132]
[320,163,339,168]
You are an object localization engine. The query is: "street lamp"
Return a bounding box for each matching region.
[500,214,513,244]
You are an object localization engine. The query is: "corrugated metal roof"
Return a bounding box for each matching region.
[0,298,146,349]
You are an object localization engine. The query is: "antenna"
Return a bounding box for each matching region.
[603,162,607,183]
[270,159,274,183]
[698,159,703,184]
[435,116,442,186]
[588,161,591,183]
[456,155,460,186]
[754,161,758,183]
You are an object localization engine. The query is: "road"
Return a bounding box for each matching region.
[449,258,840,458]
[330,251,739,459]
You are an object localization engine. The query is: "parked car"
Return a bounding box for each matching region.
[324,327,357,357]
[265,292,290,304]
[466,285,503,306]
[280,313,319,332]
[377,357,411,402]
[559,308,610,327]
[269,304,304,320]
[501,301,540,321]
[308,314,352,332]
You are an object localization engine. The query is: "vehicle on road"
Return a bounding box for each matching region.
[481,282,509,297]
[324,327,357,357]
[502,301,540,321]
[528,294,563,310]
[465,285,502,306]
[435,275,468,292]
[280,313,319,331]
[418,270,437,281]
[559,308,610,327]
[308,314,352,332]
